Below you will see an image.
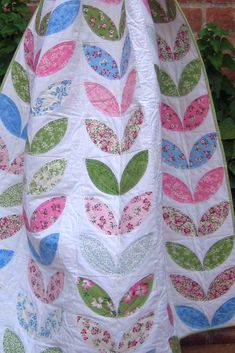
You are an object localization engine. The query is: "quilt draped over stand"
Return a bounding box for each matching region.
[0,0,234,352]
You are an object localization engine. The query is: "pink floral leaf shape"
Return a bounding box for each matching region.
[121,69,137,114]
[85,119,120,154]
[85,197,118,235]
[118,312,154,352]
[85,82,120,117]
[0,137,24,175]
[161,102,183,132]
[36,41,75,77]
[24,28,35,71]
[167,304,174,326]
[170,274,206,301]
[119,192,153,234]
[183,95,209,131]
[194,167,224,203]
[118,274,154,317]
[163,173,193,203]
[77,316,116,352]
[198,201,230,236]
[0,215,23,240]
[121,108,144,153]
[207,266,235,300]
[28,259,64,304]
[33,49,41,73]
[23,196,66,233]
[162,206,197,236]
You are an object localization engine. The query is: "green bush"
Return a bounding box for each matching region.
[197,23,235,207]
[0,0,30,83]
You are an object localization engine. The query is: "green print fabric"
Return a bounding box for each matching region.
[0,0,234,352]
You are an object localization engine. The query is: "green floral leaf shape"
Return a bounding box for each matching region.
[155,66,178,96]
[26,118,68,155]
[83,5,120,40]
[148,0,176,24]
[166,242,203,271]
[120,150,148,195]
[86,159,119,195]
[203,236,234,270]
[119,2,126,39]
[11,62,30,103]
[178,59,201,96]
[77,278,116,317]
[35,0,50,36]
[169,336,181,353]
[3,329,24,353]
[29,159,67,195]
[0,183,23,207]
[156,59,201,97]
[41,348,62,353]
[118,274,154,317]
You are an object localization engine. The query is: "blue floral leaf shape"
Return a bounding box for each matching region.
[31,80,71,117]
[120,33,131,78]
[189,132,217,168]
[175,305,210,329]
[17,292,38,337]
[46,0,80,35]
[21,124,28,140]
[83,44,120,80]
[212,297,235,327]
[28,233,59,266]
[162,139,188,169]
[146,350,156,353]
[0,94,22,138]
[0,249,14,269]
[37,309,63,339]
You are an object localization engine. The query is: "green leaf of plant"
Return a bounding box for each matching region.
[118,274,154,317]
[119,1,126,39]
[120,150,148,195]
[28,118,68,155]
[203,236,234,270]
[178,59,201,96]
[3,329,25,353]
[0,183,23,207]
[11,61,30,103]
[166,242,203,271]
[229,161,235,176]
[83,5,119,40]
[86,159,119,195]
[220,118,235,139]
[29,159,67,195]
[221,38,234,53]
[223,54,235,71]
[155,65,179,96]
[41,349,62,353]
[77,277,116,317]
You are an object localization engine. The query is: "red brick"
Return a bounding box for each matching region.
[181,8,203,32]
[207,7,235,32]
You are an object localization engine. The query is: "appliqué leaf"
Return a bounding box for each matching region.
[207,266,235,300]
[46,0,80,35]
[0,183,23,207]
[198,201,230,236]
[147,0,176,23]
[212,297,235,327]
[24,28,35,71]
[80,233,154,275]
[203,236,234,270]
[157,24,190,62]
[36,41,75,77]
[170,274,206,301]
[29,159,67,195]
[0,138,24,175]
[163,207,197,236]
[121,69,137,114]
[85,192,152,235]
[23,196,66,233]
[175,305,210,329]
[31,81,71,117]
[169,336,181,353]
[3,329,24,353]
[166,242,203,271]
[28,259,64,303]
[86,159,119,195]
[0,215,23,240]
[26,118,68,155]
[0,94,25,139]
[11,61,30,103]
[161,95,210,131]
[121,109,144,152]
[0,249,14,269]
[28,233,59,266]
[41,349,62,353]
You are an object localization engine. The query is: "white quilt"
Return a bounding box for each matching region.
[0,0,234,352]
